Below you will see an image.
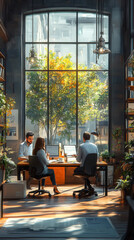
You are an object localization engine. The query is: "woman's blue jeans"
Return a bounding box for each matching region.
[42,169,56,186]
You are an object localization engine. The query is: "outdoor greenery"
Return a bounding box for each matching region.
[26,50,108,143]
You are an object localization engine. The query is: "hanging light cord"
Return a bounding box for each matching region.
[101,0,104,35]
[32,0,34,46]
[96,0,98,63]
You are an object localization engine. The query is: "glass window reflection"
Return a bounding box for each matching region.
[49,12,76,42]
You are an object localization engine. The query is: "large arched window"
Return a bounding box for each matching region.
[24,10,109,153]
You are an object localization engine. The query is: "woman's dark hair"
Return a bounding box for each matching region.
[26,131,34,138]
[33,137,45,155]
[83,131,90,140]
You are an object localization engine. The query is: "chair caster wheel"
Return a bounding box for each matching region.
[95,193,98,196]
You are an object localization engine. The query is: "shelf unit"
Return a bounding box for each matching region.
[0,51,6,148]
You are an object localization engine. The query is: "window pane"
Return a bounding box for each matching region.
[49,71,76,145]
[78,44,109,70]
[78,12,96,42]
[25,44,47,70]
[25,71,48,140]
[78,71,108,153]
[49,12,76,42]
[25,13,48,42]
[103,15,109,42]
[49,44,76,70]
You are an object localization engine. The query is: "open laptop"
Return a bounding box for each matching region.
[64,145,77,163]
[46,145,59,158]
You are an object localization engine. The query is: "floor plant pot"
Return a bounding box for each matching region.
[0,168,5,183]
[121,189,129,203]
[121,189,125,203]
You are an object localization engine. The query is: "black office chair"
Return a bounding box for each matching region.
[73,153,98,198]
[28,155,51,198]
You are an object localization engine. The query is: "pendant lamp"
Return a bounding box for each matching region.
[29,0,36,64]
[93,0,111,56]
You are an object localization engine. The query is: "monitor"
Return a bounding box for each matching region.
[46,145,59,157]
[64,145,76,156]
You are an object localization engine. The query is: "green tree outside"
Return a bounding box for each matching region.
[26,50,108,144]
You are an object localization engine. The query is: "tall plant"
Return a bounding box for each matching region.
[0,87,15,117]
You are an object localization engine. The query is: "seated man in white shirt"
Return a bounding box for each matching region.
[18,131,34,188]
[74,131,99,190]
[18,131,34,161]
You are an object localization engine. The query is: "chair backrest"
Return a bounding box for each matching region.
[83,153,97,176]
[29,155,44,178]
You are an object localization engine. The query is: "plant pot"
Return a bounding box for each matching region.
[121,189,126,203]
[0,168,5,182]
[112,158,116,164]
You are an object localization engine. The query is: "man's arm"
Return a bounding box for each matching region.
[76,146,82,163]
[96,146,99,161]
[18,144,28,161]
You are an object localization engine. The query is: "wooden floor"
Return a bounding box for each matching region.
[1,185,129,239]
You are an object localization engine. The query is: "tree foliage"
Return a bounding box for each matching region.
[26,50,108,143]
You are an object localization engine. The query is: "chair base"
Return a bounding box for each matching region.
[28,189,51,198]
[73,187,98,199]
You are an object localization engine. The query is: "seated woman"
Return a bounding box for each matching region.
[33,137,60,194]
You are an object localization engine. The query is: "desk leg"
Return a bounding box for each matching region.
[17,166,21,180]
[23,171,25,180]
[105,166,108,196]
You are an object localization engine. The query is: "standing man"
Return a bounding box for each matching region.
[74,131,99,188]
[18,131,34,161]
[18,131,34,188]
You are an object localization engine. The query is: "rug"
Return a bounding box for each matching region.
[0,217,120,239]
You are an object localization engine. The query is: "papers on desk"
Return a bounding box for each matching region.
[49,159,58,163]
[67,157,77,163]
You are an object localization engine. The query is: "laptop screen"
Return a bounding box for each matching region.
[46,145,59,157]
[64,145,76,156]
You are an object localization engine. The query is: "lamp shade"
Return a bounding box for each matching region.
[93,33,111,55]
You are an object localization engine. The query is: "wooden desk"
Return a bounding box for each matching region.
[17,161,108,196]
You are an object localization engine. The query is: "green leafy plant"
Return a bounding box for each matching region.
[0,149,16,181]
[0,87,15,117]
[125,140,134,149]
[115,175,131,190]
[100,150,110,162]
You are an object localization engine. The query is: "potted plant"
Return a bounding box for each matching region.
[115,175,131,202]
[0,149,16,182]
[100,150,110,162]
[110,153,116,163]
